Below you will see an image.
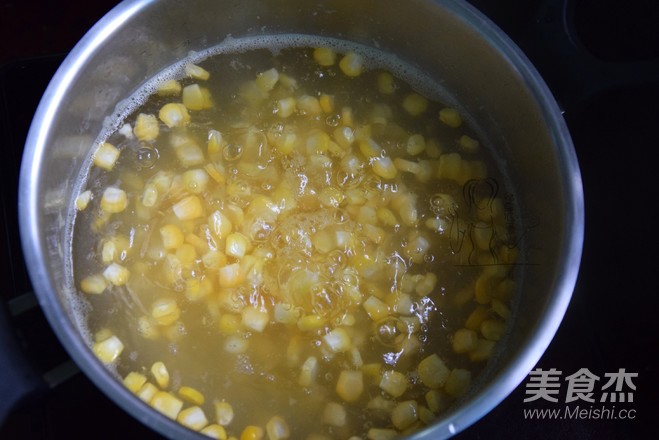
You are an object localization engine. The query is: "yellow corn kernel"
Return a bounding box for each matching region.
[363,223,385,244]
[75,190,92,211]
[318,186,345,209]
[207,129,226,156]
[377,71,395,94]
[141,183,158,207]
[178,405,209,431]
[359,200,379,223]
[150,390,183,420]
[204,162,226,185]
[159,102,190,128]
[305,129,331,155]
[136,382,159,403]
[123,371,147,393]
[185,232,208,254]
[323,327,351,353]
[80,274,108,294]
[491,298,511,320]
[150,170,173,193]
[266,415,290,440]
[240,426,264,440]
[337,107,353,128]
[224,334,249,354]
[465,306,490,331]
[469,338,496,362]
[362,295,389,321]
[494,277,516,302]
[93,142,120,171]
[157,79,182,96]
[255,67,280,93]
[133,113,160,141]
[444,368,471,397]
[100,187,128,213]
[214,401,235,426]
[218,263,243,288]
[183,84,213,111]
[185,63,210,80]
[481,319,506,341]
[425,389,449,414]
[402,93,428,116]
[371,156,398,180]
[92,335,124,364]
[403,233,431,264]
[298,355,319,387]
[296,94,322,116]
[178,386,205,406]
[391,192,418,227]
[417,354,450,389]
[208,210,233,239]
[103,262,130,286]
[200,424,228,440]
[181,168,210,194]
[313,47,337,66]
[173,195,204,220]
[276,97,296,118]
[367,396,395,413]
[225,232,250,259]
[322,402,347,427]
[339,51,364,77]
[393,157,420,175]
[415,273,438,297]
[379,370,408,398]
[377,207,398,227]
[405,134,426,156]
[202,250,226,270]
[241,306,269,333]
[151,361,170,388]
[296,314,326,332]
[391,400,419,431]
[367,428,398,440]
[273,303,300,325]
[160,224,185,250]
[319,93,335,113]
[336,370,364,402]
[175,141,205,167]
[459,134,480,153]
[361,363,383,384]
[452,328,478,353]
[137,316,160,340]
[151,297,181,326]
[438,107,463,128]
[94,328,113,344]
[358,138,383,158]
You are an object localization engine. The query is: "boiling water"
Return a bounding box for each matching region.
[71,35,521,439]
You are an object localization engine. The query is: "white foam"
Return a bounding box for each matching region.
[98,34,461,143]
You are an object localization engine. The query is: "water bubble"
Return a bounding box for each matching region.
[135,144,159,168]
[223,143,243,161]
[374,316,404,346]
[325,115,340,127]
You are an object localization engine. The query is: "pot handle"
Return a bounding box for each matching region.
[497,0,659,119]
[0,301,47,425]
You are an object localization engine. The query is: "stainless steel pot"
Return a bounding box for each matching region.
[18,0,584,438]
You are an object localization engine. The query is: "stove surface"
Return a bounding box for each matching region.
[1,1,656,439]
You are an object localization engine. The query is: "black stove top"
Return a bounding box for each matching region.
[1,1,657,439]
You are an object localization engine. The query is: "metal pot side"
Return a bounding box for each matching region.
[18,1,584,438]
